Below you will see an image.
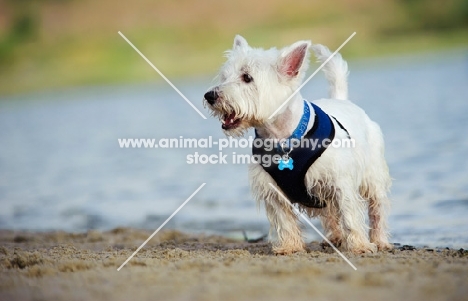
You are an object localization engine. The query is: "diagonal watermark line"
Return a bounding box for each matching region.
[268,183,357,270]
[117,183,206,271]
[268,32,356,119]
[118,31,207,119]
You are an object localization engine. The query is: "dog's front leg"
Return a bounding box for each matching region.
[264,197,305,255]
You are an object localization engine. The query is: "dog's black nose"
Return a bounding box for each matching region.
[204,91,218,105]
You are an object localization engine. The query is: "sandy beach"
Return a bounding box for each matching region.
[0,228,467,301]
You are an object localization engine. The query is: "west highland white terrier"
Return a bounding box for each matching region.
[203,35,392,254]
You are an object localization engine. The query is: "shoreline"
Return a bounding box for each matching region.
[1,228,467,301]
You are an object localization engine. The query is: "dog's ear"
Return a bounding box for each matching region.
[278,41,311,78]
[233,35,249,50]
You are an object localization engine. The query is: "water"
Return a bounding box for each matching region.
[1,50,467,248]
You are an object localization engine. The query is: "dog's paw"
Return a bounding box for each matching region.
[375,241,394,251]
[348,242,378,254]
[321,237,342,248]
[273,245,305,255]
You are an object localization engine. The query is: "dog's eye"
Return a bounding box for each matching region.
[242,73,253,83]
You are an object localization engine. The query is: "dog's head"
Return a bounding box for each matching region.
[203,35,311,137]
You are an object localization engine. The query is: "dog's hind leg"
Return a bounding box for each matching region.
[364,172,393,251]
[363,128,393,251]
[368,194,393,251]
[337,184,377,253]
[360,181,393,251]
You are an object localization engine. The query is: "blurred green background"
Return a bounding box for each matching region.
[0,0,467,96]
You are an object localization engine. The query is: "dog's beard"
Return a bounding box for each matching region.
[204,99,258,137]
[210,108,249,137]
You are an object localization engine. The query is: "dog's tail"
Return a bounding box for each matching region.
[311,44,349,100]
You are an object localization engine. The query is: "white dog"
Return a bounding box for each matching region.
[204,35,392,254]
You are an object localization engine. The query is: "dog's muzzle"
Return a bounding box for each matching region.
[204,90,242,130]
[204,91,218,105]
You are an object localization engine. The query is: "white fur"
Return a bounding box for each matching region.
[311,44,349,100]
[204,36,392,254]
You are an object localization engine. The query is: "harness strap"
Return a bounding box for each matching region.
[331,116,350,139]
[252,102,336,208]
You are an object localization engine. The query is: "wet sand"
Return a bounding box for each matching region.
[1,228,467,301]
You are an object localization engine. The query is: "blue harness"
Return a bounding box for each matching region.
[252,101,339,208]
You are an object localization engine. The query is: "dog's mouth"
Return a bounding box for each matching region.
[222,112,241,130]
